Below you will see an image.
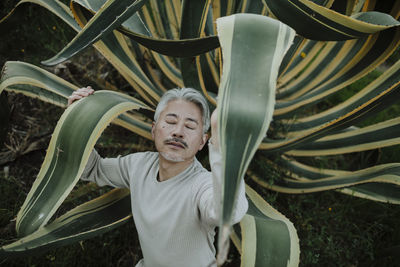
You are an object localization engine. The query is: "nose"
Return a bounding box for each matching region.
[172,123,185,138]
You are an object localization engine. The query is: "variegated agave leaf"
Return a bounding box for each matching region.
[1,0,400,266]
[0,189,131,258]
[215,13,295,264]
[230,185,300,267]
[13,90,149,236]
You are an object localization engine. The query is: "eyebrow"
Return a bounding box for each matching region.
[165,113,199,124]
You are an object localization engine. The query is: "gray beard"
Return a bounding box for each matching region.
[160,152,185,162]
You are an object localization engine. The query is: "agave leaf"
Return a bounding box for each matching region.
[118,27,220,57]
[71,0,163,101]
[71,0,149,35]
[181,0,220,95]
[237,0,265,14]
[145,47,184,89]
[250,157,400,201]
[73,0,220,57]
[195,53,220,104]
[275,26,400,118]
[179,0,213,90]
[4,84,69,107]
[278,35,307,78]
[287,117,400,156]
[260,77,400,154]
[277,40,324,95]
[252,156,400,204]
[2,0,400,264]
[70,0,218,100]
[0,189,131,258]
[278,40,351,101]
[275,1,400,107]
[264,0,400,40]
[43,0,219,65]
[0,0,163,106]
[137,1,184,87]
[0,0,80,31]
[0,61,153,139]
[70,0,167,104]
[42,0,149,66]
[283,58,400,133]
[140,0,171,39]
[0,61,78,106]
[70,2,163,105]
[215,13,295,261]
[97,32,163,106]
[159,0,181,40]
[15,90,149,236]
[231,185,299,267]
[339,183,400,204]
[113,112,152,140]
[284,156,400,203]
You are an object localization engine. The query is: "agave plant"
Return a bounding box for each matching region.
[1,0,400,266]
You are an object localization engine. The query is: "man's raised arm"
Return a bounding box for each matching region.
[197,108,248,227]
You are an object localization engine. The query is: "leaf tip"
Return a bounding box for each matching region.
[41,56,65,67]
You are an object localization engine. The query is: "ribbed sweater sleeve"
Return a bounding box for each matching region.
[80,149,130,188]
[197,142,248,227]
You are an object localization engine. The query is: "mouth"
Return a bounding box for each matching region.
[164,138,187,149]
[166,142,185,149]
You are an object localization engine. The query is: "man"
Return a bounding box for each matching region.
[68,86,248,267]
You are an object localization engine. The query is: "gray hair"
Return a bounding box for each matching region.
[154,88,210,133]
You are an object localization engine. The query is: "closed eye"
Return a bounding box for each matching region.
[185,121,197,130]
[165,113,178,123]
[165,117,177,124]
[166,120,176,124]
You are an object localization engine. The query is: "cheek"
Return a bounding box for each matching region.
[160,123,172,130]
[183,129,192,136]
[154,124,173,139]
[156,123,169,132]
[190,134,205,146]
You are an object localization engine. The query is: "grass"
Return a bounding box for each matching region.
[1,1,400,267]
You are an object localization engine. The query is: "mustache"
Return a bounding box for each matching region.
[164,137,188,148]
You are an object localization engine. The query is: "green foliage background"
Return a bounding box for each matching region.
[1,1,400,266]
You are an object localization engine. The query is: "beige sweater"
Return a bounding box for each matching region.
[81,142,248,267]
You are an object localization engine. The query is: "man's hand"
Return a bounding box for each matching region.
[210,108,220,148]
[67,86,95,107]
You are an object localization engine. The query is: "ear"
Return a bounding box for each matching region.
[151,121,156,140]
[198,133,208,151]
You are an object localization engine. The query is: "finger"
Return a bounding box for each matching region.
[67,95,82,106]
[77,86,94,92]
[83,86,94,93]
[77,91,91,97]
[77,88,92,94]
[67,86,95,106]
[74,87,94,97]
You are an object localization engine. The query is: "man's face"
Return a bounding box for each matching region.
[152,99,208,163]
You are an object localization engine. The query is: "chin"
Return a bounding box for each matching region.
[160,152,185,162]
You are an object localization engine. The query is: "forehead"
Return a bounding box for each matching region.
[160,99,202,120]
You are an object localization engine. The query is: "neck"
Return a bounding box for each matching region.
[158,155,194,182]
